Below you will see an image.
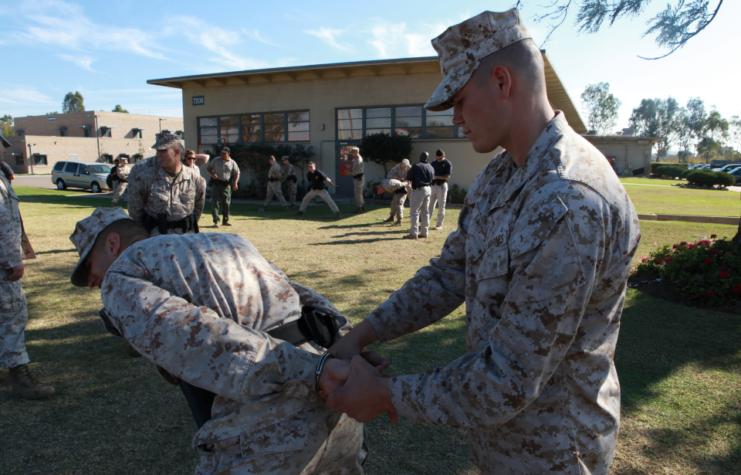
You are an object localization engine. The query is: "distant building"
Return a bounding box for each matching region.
[1,111,183,174]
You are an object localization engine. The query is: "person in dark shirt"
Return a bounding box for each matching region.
[295,161,343,219]
[404,152,435,240]
[429,149,453,230]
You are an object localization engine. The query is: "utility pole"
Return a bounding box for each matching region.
[159,118,166,132]
[94,113,101,161]
[27,143,37,174]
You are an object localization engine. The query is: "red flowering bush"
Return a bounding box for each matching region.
[634,236,741,305]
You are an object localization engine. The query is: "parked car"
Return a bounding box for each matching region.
[728,168,741,184]
[51,161,112,192]
[711,164,741,172]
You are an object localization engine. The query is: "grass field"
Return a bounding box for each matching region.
[619,178,741,217]
[0,187,739,475]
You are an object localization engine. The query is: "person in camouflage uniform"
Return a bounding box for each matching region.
[260,156,289,212]
[127,132,205,237]
[281,156,298,209]
[110,158,130,206]
[350,147,365,213]
[383,159,411,226]
[69,207,369,474]
[206,147,240,228]
[325,9,640,475]
[0,131,55,399]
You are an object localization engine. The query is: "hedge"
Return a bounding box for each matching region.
[650,162,688,175]
[686,170,735,187]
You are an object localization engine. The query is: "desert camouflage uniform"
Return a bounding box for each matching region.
[365,113,640,474]
[387,164,411,220]
[111,163,130,205]
[127,164,206,236]
[0,174,30,370]
[99,233,365,474]
[281,162,298,207]
[351,154,364,208]
[264,162,288,209]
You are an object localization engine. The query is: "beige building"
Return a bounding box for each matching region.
[147,55,647,195]
[585,135,663,176]
[2,111,183,174]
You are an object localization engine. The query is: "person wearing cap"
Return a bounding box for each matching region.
[206,147,240,227]
[127,132,205,236]
[324,8,639,475]
[69,207,371,474]
[429,149,452,230]
[349,147,365,213]
[0,131,54,399]
[260,155,290,213]
[280,155,298,209]
[403,152,434,240]
[110,158,130,206]
[295,161,342,219]
[383,159,412,226]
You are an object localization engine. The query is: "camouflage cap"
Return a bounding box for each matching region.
[69,207,132,287]
[401,159,411,168]
[151,132,182,150]
[425,8,532,112]
[0,130,11,149]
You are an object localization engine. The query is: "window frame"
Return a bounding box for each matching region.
[197,109,311,145]
[335,104,463,141]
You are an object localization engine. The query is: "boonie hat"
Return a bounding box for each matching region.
[151,132,182,150]
[425,8,532,111]
[401,159,411,167]
[69,207,132,287]
[221,146,230,153]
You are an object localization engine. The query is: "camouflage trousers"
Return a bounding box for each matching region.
[390,192,408,220]
[111,181,128,205]
[264,182,288,208]
[286,182,297,207]
[428,182,448,227]
[0,279,30,369]
[195,413,365,475]
[409,187,431,237]
[299,190,339,213]
[353,176,364,207]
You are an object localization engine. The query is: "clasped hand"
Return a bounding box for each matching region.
[317,350,398,424]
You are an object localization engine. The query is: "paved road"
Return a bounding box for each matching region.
[12,175,57,190]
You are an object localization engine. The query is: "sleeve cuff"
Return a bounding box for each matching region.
[364,311,395,343]
[282,350,322,401]
[387,375,430,425]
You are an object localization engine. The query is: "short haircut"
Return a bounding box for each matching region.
[473,38,544,90]
[436,149,445,157]
[308,161,316,166]
[184,149,196,158]
[92,219,149,254]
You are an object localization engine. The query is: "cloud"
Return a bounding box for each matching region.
[57,54,98,72]
[305,27,353,53]
[0,85,56,106]
[242,29,284,48]
[368,21,447,58]
[13,0,166,60]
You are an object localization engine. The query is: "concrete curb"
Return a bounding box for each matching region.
[637,214,738,225]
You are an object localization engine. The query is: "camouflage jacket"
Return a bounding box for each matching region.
[100,233,354,448]
[267,162,283,180]
[281,163,296,181]
[127,164,206,229]
[0,174,22,269]
[365,112,640,474]
[387,164,408,181]
[116,164,130,181]
[351,155,364,176]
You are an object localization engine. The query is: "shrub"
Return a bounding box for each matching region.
[635,236,741,304]
[651,162,688,175]
[657,165,686,178]
[449,184,467,204]
[686,170,735,187]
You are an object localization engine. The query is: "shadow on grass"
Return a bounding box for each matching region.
[36,248,78,255]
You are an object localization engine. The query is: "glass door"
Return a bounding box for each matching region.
[336,142,358,196]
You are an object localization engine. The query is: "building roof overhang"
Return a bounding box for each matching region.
[584,135,665,143]
[148,54,586,133]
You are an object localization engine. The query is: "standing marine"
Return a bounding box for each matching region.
[206,146,240,228]
[260,155,289,212]
[383,159,412,226]
[281,155,298,209]
[350,147,365,213]
[110,158,130,206]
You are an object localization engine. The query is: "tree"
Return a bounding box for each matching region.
[629,97,680,157]
[580,82,621,135]
[729,116,741,154]
[62,91,85,114]
[704,109,729,142]
[1,115,14,137]
[358,133,413,176]
[529,0,725,59]
[696,137,722,159]
[112,105,129,113]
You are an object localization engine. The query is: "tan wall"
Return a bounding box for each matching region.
[14,111,182,141]
[586,138,654,175]
[180,71,494,192]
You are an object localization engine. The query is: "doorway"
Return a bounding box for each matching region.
[336,142,358,196]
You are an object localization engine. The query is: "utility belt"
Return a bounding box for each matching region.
[352,173,364,181]
[412,184,430,190]
[268,177,280,182]
[311,185,326,191]
[210,178,231,187]
[431,179,447,186]
[143,213,199,235]
[285,175,297,183]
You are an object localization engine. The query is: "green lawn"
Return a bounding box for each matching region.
[0,187,739,475]
[618,178,741,217]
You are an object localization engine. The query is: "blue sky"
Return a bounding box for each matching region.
[2,0,738,130]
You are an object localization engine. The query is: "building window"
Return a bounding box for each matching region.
[84,128,91,138]
[132,153,144,162]
[60,128,68,137]
[16,156,24,166]
[33,154,48,166]
[101,127,112,138]
[133,129,142,139]
[336,105,463,140]
[198,110,310,145]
